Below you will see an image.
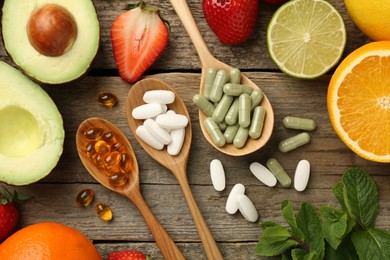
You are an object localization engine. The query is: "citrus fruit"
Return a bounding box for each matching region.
[267,0,346,79]
[0,222,101,260]
[328,41,390,163]
[344,0,390,41]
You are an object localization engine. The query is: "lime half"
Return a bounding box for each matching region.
[267,0,346,79]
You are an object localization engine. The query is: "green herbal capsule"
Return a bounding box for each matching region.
[223,83,253,96]
[249,106,266,139]
[219,121,228,132]
[204,117,226,147]
[193,94,215,117]
[224,123,239,144]
[230,68,241,84]
[203,68,217,100]
[282,116,316,131]
[233,127,249,148]
[212,94,234,123]
[279,132,310,153]
[238,94,251,128]
[225,97,239,125]
[250,89,264,110]
[266,158,291,187]
[210,70,228,102]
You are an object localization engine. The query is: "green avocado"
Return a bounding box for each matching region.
[0,61,64,185]
[2,0,100,84]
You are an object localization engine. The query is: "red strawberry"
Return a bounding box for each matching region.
[202,0,259,45]
[108,249,150,260]
[110,1,169,83]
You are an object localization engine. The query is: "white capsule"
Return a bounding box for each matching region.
[132,103,167,120]
[249,162,277,187]
[166,109,176,114]
[167,128,185,156]
[143,118,172,145]
[294,160,310,192]
[237,194,258,222]
[156,114,189,129]
[226,183,245,214]
[143,90,175,104]
[135,125,164,150]
[210,159,225,191]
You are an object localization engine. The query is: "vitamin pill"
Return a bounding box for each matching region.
[294,160,310,192]
[104,151,121,167]
[230,68,241,84]
[94,140,110,155]
[84,127,104,140]
[132,103,167,120]
[119,153,133,173]
[250,89,263,110]
[266,158,291,187]
[210,70,228,102]
[102,131,117,145]
[93,153,105,168]
[109,172,128,187]
[85,141,97,158]
[204,117,226,147]
[249,106,266,139]
[143,90,175,104]
[249,162,277,187]
[111,141,125,153]
[233,127,249,149]
[210,159,225,191]
[237,194,258,222]
[238,94,251,128]
[218,121,227,132]
[279,132,310,153]
[224,123,239,144]
[212,94,234,123]
[156,114,189,130]
[203,68,217,100]
[224,97,239,125]
[226,183,245,214]
[135,125,164,150]
[193,94,215,117]
[223,83,253,96]
[283,116,316,131]
[97,92,118,108]
[167,128,185,156]
[95,202,113,221]
[144,118,172,145]
[75,188,94,207]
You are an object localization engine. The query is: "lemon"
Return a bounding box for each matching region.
[267,0,346,79]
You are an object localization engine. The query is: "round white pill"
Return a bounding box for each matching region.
[294,159,310,192]
[167,128,185,156]
[249,162,277,187]
[237,194,258,223]
[143,90,175,104]
[144,118,172,145]
[135,125,164,150]
[226,183,245,214]
[132,103,167,120]
[156,114,189,129]
[210,159,225,191]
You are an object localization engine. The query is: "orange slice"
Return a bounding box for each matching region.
[328,41,390,162]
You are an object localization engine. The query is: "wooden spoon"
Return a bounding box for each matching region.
[76,117,185,260]
[169,0,274,156]
[126,78,223,259]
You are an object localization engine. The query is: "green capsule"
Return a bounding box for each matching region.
[210,70,228,102]
[204,117,226,147]
[279,132,310,153]
[230,68,241,84]
[250,89,264,110]
[212,94,234,123]
[266,158,291,187]
[238,94,251,128]
[203,68,217,100]
[233,127,249,148]
[224,123,239,144]
[224,97,239,125]
[223,83,253,96]
[193,94,215,117]
[283,116,316,131]
[219,121,228,132]
[249,106,266,139]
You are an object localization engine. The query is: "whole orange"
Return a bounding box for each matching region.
[0,222,101,260]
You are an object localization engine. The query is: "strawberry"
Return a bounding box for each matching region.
[202,0,259,45]
[108,249,150,260]
[262,0,288,5]
[111,1,169,83]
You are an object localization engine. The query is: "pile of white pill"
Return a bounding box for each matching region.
[132,90,188,156]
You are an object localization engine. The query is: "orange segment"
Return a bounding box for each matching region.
[328,41,390,162]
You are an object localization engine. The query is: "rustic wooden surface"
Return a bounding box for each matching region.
[1,0,389,259]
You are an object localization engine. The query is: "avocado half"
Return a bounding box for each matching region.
[2,0,100,84]
[0,61,64,186]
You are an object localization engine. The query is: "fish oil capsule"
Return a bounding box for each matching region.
[210,70,228,102]
[294,160,310,192]
[193,94,215,117]
[97,92,118,108]
[84,127,104,140]
[237,194,258,222]
[233,127,249,148]
[210,159,225,191]
[279,132,310,153]
[109,172,128,187]
[283,116,316,131]
[144,118,172,145]
[212,94,234,123]
[94,140,110,155]
[204,68,217,100]
[238,94,251,128]
[224,123,240,144]
[249,162,277,187]
[204,117,226,147]
[266,158,291,187]
[249,106,266,139]
[102,131,117,145]
[95,202,113,221]
[226,183,245,214]
[104,151,121,168]
[93,153,105,168]
[230,68,241,84]
[111,141,125,153]
[223,83,253,96]
[250,89,263,110]
[85,141,97,158]
[143,90,175,104]
[225,97,239,125]
[120,153,133,173]
[75,188,94,207]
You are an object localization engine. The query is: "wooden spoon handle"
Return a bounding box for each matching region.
[127,189,185,260]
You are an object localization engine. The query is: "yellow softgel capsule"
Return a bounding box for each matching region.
[75,188,94,207]
[95,202,113,221]
[97,92,118,108]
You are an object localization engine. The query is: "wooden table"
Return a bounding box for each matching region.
[2,0,389,259]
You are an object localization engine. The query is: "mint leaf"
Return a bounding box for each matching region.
[352,228,390,260]
[325,235,359,260]
[256,239,299,257]
[291,249,319,260]
[282,200,305,240]
[260,221,280,230]
[332,180,346,210]
[260,224,292,244]
[342,168,378,229]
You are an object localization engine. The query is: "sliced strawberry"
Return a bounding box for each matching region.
[111,1,169,83]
